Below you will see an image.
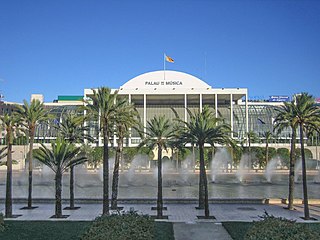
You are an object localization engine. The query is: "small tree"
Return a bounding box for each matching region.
[274,100,299,210]
[84,87,127,216]
[0,114,21,218]
[246,131,258,170]
[0,146,8,166]
[139,115,174,218]
[262,131,274,167]
[55,111,93,209]
[294,93,320,219]
[277,148,290,169]
[177,106,232,218]
[34,139,87,218]
[15,99,50,209]
[111,99,141,210]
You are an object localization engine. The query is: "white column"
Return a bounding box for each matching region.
[98,109,102,146]
[245,92,249,135]
[200,94,203,112]
[113,97,117,147]
[184,94,187,122]
[215,94,218,118]
[144,94,147,137]
[83,108,88,145]
[128,94,132,147]
[230,94,234,138]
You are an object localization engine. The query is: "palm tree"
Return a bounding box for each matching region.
[34,138,87,218]
[15,99,50,209]
[55,111,93,209]
[177,106,231,218]
[139,115,173,218]
[274,100,299,210]
[294,93,320,219]
[0,114,20,218]
[246,130,257,171]
[262,130,273,167]
[111,99,141,210]
[84,87,127,215]
[0,146,8,166]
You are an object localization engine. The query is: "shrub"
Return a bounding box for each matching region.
[81,211,154,240]
[0,213,5,232]
[277,148,290,168]
[295,148,313,159]
[245,212,320,240]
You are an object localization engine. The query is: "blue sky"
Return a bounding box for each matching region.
[0,0,319,102]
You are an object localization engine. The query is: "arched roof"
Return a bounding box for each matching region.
[121,70,211,89]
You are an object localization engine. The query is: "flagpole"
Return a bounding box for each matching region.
[163,53,166,80]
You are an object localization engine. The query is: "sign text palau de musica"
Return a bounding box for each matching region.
[145,81,183,86]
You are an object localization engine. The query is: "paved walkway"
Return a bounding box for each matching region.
[173,222,232,240]
[1,202,319,239]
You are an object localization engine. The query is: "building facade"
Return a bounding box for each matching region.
[84,70,249,147]
[0,70,294,146]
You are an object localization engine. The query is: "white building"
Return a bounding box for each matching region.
[84,70,249,146]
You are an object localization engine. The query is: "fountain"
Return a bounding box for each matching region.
[123,154,149,185]
[236,153,250,183]
[98,157,115,182]
[2,153,320,201]
[211,148,231,182]
[294,159,302,183]
[264,156,281,183]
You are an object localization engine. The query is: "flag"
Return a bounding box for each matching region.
[165,55,174,63]
[257,118,266,124]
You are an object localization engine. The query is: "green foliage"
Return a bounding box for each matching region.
[87,146,115,168]
[203,148,212,167]
[154,222,174,240]
[295,148,313,159]
[123,147,139,163]
[81,211,154,240]
[247,147,277,169]
[13,135,28,145]
[229,145,243,168]
[223,221,252,240]
[0,221,90,240]
[245,213,320,240]
[268,148,277,156]
[34,139,87,174]
[178,147,192,161]
[0,220,173,240]
[0,213,5,232]
[250,147,264,168]
[277,148,290,168]
[138,147,155,160]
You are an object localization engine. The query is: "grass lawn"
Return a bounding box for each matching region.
[223,222,252,240]
[223,222,320,240]
[0,220,173,240]
[155,222,174,240]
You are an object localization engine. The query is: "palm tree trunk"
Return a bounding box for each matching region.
[198,164,205,209]
[111,138,122,209]
[288,128,296,210]
[102,124,110,216]
[55,172,62,217]
[300,123,310,219]
[157,144,163,218]
[265,141,269,168]
[5,143,13,218]
[28,132,34,208]
[69,165,75,209]
[199,145,210,217]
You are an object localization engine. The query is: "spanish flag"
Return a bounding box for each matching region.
[165,55,174,63]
